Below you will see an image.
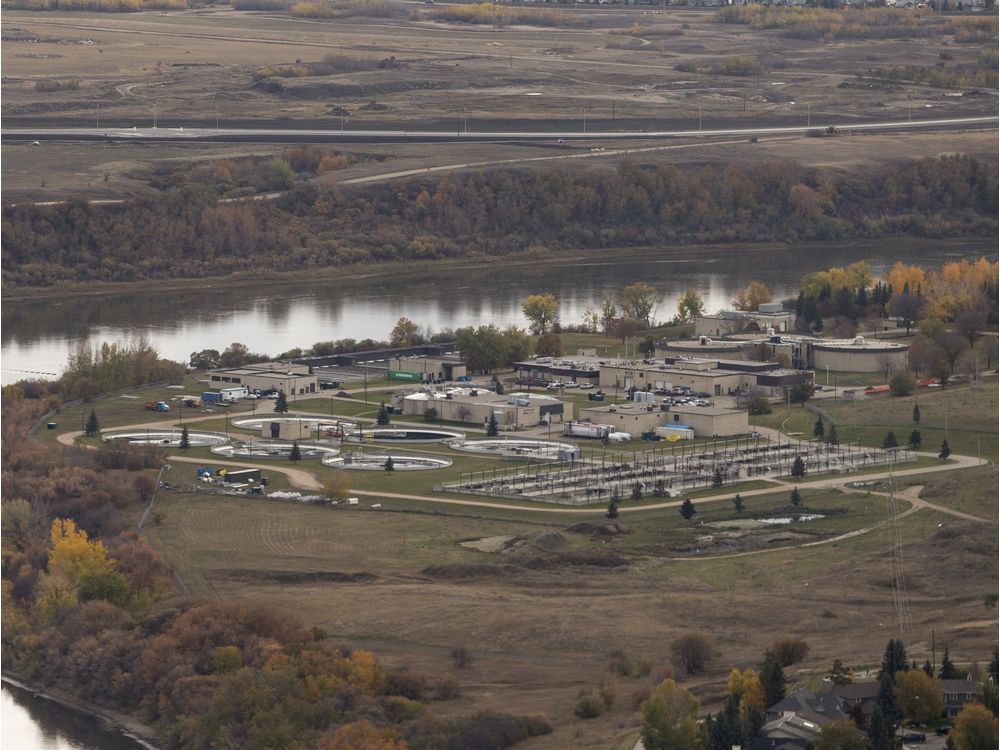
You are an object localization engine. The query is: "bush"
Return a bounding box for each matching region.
[670,632,713,675]
[890,372,916,396]
[35,79,80,92]
[574,688,607,719]
[767,637,810,667]
[748,397,772,415]
[432,677,461,700]
[385,668,425,700]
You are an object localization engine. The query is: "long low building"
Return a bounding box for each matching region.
[401,388,570,429]
[207,362,318,397]
[599,357,813,398]
[578,401,748,438]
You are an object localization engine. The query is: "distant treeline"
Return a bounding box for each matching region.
[2,155,997,288]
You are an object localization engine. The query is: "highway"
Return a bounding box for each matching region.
[3,115,997,144]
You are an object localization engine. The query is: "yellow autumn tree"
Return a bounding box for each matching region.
[46,518,129,606]
[732,282,772,312]
[884,262,927,295]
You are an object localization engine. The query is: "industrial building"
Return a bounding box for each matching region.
[207,362,318,397]
[662,331,910,375]
[401,387,570,429]
[695,303,796,337]
[723,334,910,373]
[388,354,467,383]
[578,401,749,438]
[598,357,813,399]
[513,355,603,387]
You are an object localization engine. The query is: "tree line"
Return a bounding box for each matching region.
[4,155,996,288]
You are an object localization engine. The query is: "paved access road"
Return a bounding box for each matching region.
[4,115,997,144]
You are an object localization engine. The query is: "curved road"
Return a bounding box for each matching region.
[4,115,997,144]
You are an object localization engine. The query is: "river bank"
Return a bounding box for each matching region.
[1,674,162,750]
[4,237,991,304]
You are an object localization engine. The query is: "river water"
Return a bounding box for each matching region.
[2,240,994,383]
[1,682,149,750]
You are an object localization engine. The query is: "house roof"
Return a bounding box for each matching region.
[824,682,880,702]
[767,688,848,725]
[760,712,823,741]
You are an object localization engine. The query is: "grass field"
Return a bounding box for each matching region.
[759,379,999,459]
[144,464,997,747]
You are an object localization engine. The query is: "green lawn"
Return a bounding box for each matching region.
[759,380,998,459]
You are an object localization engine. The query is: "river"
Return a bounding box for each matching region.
[1,681,150,750]
[2,240,994,383]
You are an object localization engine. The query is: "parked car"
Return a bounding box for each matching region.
[902,734,926,743]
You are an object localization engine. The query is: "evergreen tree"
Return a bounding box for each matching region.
[790,487,802,506]
[828,659,853,685]
[989,646,998,685]
[880,639,908,679]
[732,494,744,513]
[939,648,958,679]
[384,456,394,472]
[827,423,839,445]
[912,403,921,424]
[486,412,499,437]
[939,440,951,460]
[654,479,666,498]
[274,390,289,414]
[868,706,894,750]
[876,672,901,726]
[709,703,740,750]
[84,409,100,437]
[289,441,302,462]
[760,658,787,707]
[179,426,191,451]
[376,402,390,426]
[606,500,619,519]
[814,417,825,439]
[632,482,643,501]
[922,659,934,677]
[712,468,724,488]
[908,430,922,450]
[791,456,806,478]
[883,431,898,449]
[680,498,696,520]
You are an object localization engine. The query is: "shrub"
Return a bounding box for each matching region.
[670,632,713,675]
[574,688,607,719]
[890,372,916,396]
[768,637,810,667]
[748,397,772,415]
[35,79,80,92]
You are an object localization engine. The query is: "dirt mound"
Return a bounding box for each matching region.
[221,569,376,583]
[565,522,628,537]
[421,563,519,579]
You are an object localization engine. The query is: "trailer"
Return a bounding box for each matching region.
[563,421,613,439]
[202,391,222,403]
[219,386,248,402]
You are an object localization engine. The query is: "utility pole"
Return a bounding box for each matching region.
[153,104,157,129]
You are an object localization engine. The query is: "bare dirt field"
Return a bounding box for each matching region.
[2,4,997,201]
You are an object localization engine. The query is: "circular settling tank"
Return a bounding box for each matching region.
[211,441,340,459]
[103,430,227,447]
[348,427,464,444]
[230,415,359,438]
[449,438,577,460]
[322,452,452,471]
